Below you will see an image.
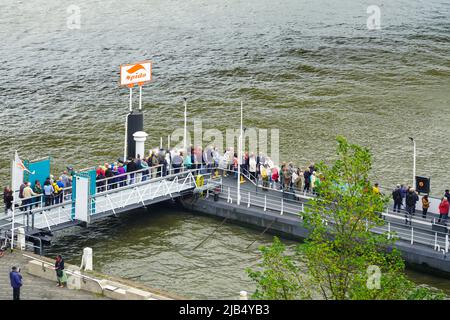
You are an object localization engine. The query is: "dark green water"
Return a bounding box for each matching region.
[1,0,450,298]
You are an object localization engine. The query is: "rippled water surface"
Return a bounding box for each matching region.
[1,0,450,298]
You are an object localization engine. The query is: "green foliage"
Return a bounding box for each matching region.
[246,237,311,300]
[247,136,444,300]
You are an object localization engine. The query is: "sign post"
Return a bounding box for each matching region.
[120,61,152,159]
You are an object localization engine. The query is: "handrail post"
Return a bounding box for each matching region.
[264,195,267,212]
[387,222,391,240]
[301,202,304,213]
[446,234,449,253]
[280,198,284,215]
[411,227,414,245]
[247,192,250,208]
[434,232,438,250]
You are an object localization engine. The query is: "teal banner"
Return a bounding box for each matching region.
[24,157,51,188]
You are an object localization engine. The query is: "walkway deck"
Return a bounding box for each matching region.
[213,173,450,255]
[0,251,108,300]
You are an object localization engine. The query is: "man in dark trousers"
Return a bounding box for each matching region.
[392,185,403,213]
[10,266,22,300]
[405,188,419,225]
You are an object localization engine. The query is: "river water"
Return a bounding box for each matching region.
[1,0,450,298]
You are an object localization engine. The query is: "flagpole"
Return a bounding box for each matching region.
[237,101,243,205]
[11,152,16,252]
[183,98,187,152]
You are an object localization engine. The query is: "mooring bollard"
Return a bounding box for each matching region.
[81,247,93,271]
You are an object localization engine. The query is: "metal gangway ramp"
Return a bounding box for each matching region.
[0,165,211,242]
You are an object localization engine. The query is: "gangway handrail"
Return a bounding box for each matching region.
[219,181,450,238]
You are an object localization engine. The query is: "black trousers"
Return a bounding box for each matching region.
[13,287,20,300]
[422,208,428,218]
[393,201,402,213]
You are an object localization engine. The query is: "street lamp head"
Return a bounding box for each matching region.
[408,137,414,141]
[183,97,187,101]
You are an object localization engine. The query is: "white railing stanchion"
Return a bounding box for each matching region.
[446,234,449,253]
[411,227,414,245]
[387,222,391,240]
[301,202,304,213]
[434,232,438,250]
[264,195,267,212]
[280,198,284,215]
[247,192,250,208]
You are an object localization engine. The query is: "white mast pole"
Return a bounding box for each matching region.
[183,98,187,152]
[413,139,416,188]
[129,86,133,112]
[11,152,16,251]
[409,137,416,188]
[237,101,243,205]
[124,116,128,161]
[139,85,142,111]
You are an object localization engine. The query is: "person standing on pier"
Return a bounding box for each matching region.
[294,168,303,193]
[117,162,126,187]
[438,197,449,224]
[405,188,419,225]
[105,164,114,189]
[249,153,257,182]
[445,190,450,204]
[43,179,54,207]
[51,180,62,205]
[126,158,138,184]
[392,185,403,213]
[9,266,22,300]
[33,180,43,208]
[422,195,430,219]
[3,187,13,215]
[22,182,37,212]
[400,184,408,207]
[303,168,311,193]
[54,255,67,288]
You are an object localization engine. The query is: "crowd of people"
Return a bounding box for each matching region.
[2,145,450,228]
[2,171,73,215]
[91,145,324,197]
[391,185,450,224]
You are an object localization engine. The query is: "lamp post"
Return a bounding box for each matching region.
[409,137,416,189]
[183,97,187,152]
[237,101,243,205]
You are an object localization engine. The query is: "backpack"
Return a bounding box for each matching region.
[261,167,268,179]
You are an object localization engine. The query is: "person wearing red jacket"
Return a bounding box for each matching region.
[438,197,449,224]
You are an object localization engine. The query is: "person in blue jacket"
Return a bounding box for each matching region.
[10,266,22,300]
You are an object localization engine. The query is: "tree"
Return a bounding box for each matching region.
[246,237,311,300]
[247,136,443,300]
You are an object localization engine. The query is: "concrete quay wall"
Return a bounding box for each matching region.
[23,252,182,300]
[180,197,450,276]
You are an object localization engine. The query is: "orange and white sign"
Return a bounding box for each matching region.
[120,61,152,87]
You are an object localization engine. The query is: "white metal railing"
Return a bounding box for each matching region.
[88,170,200,216]
[215,181,450,253]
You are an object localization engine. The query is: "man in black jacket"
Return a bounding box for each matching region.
[126,158,138,184]
[392,185,402,213]
[405,188,419,225]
